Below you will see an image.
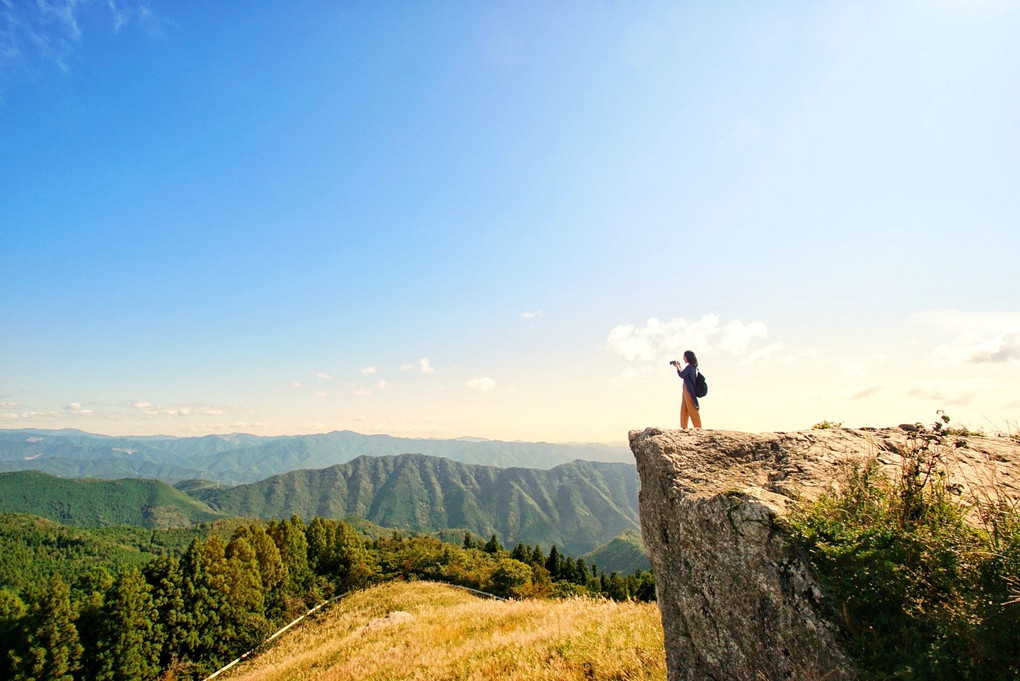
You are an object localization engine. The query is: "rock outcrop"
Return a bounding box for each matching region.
[630,426,1019,681]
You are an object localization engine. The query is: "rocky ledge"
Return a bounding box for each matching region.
[629,427,1019,681]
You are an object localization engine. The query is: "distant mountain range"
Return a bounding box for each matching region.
[0,452,641,555]
[0,428,632,484]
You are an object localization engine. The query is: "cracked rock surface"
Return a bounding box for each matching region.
[629,427,1019,681]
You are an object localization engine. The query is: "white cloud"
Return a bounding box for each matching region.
[903,378,997,406]
[400,363,414,371]
[128,401,231,418]
[291,381,302,389]
[64,402,92,414]
[522,310,542,319]
[361,366,378,375]
[378,380,388,390]
[315,371,331,380]
[466,377,496,392]
[316,392,328,398]
[915,310,1020,364]
[719,320,768,355]
[607,315,776,363]
[420,358,435,374]
[0,401,21,409]
[0,410,58,421]
[744,343,782,365]
[930,330,1020,365]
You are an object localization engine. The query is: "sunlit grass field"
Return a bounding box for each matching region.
[222,580,666,681]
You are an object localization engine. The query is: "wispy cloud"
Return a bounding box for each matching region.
[607,315,777,363]
[1,0,163,88]
[315,371,331,380]
[420,357,435,374]
[64,401,93,414]
[903,378,997,406]
[844,384,885,400]
[400,363,414,371]
[466,377,496,393]
[0,409,58,421]
[361,366,378,375]
[521,310,542,319]
[129,400,233,417]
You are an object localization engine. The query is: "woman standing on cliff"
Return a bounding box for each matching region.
[671,351,702,429]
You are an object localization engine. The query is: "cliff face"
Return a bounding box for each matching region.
[629,427,1019,681]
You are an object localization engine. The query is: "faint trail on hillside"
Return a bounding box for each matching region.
[203,582,506,680]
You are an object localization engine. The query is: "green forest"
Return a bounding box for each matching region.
[0,514,654,680]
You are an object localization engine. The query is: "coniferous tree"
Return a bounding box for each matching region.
[561,556,578,584]
[510,542,530,563]
[269,516,311,605]
[0,588,27,680]
[144,554,187,673]
[462,532,478,550]
[483,533,504,555]
[545,545,562,580]
[330,520,375,592]
[94,568,161,681]
[177,536,233,675]
[247,523,288,618]
[305,516,333,574]
[10,574,82,681]
[224,535,270,652]
[74,568,112,681]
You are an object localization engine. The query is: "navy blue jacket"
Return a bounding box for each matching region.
[678,365,700,409]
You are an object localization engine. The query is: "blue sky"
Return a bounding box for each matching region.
[2,1,1018,442]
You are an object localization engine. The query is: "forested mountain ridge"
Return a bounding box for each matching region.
[0,428,631,484]
[0,471,223,528]
[188,453,640,555]
[0,454,640,555]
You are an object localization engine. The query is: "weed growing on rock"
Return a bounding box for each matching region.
[787,413,1020,680]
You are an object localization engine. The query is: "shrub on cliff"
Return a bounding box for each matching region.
[788,414,1020,680]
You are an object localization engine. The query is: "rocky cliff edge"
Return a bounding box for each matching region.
[630,426,1020,681]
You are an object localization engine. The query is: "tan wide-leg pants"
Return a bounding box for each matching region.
[681,385,702,429]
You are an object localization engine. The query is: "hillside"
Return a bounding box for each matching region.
[188,453,640,555]
[0,428,631,484]
[220,580,665,681]
[0,512,247,593]
[580,529,650,574]
[0,471,224,528]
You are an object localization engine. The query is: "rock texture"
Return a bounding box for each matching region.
[630,426,1020,681]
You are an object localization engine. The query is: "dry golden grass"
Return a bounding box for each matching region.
[221,581,665,681]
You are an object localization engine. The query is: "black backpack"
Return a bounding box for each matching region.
[694,371,708,398]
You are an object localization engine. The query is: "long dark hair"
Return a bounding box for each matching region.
[683,350,698,368]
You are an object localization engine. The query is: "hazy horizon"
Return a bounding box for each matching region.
[3,2,1018,442]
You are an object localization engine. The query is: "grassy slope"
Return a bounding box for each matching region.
[0,470,224,528]
[222,581,666,681]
